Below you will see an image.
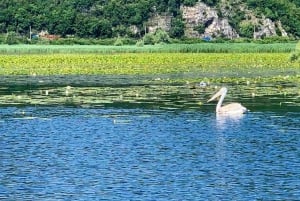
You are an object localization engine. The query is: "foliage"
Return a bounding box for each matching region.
[238,22,254,38]
[247,0,300,38]
[182,0,198,6]
[0,52,298,76]
[228,10,246,33]
[5,32,26,45]
[289,41,300,62]
[153,29,171,44]
[169,17,185,38]
[202,0,219,6]
[114,37,124,46]
[136,39,144,47]
[0,43,296,55]
[194,24,206,35]
[143,29,171,45]
[0,0,299,41]
[5,32,18,45]
[143,33,155,45]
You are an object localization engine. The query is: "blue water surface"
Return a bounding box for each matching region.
[0,107,299,200]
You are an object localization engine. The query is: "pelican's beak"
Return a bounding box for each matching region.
[207,90,221,102]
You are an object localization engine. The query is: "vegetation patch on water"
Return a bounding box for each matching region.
[0,53,299,76]
[0,44,298,111]
[0,74,299,112]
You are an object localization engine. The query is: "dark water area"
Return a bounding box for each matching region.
[0,75,299,200]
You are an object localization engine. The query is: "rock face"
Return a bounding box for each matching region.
[147,13,172,33]
[251,18,288,38]
[277,21,288,37]
[254,18,277,39]
[181,2,239,39]
[205,18,238,39]
[146,2,288,39]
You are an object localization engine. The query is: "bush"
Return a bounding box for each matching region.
[254,36,294,44]
[238,22,254,38]
[118,37,136,45]
[114,37,124,46]
[143,29,171,45]
[5,32,19,45]
[136,39,144,47]
[194,24,206,35]
[289,52,299,62]
[143,33,155,45]
[169,18,185,38]
[153,29,171,44]
[289,41,300,62]
[0,34,7,44]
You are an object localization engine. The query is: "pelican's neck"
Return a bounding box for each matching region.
[216,89,226,112]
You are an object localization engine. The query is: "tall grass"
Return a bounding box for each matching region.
[0,43,296,54]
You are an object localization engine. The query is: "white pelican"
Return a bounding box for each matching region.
[65,86,72,96]
[208,87,247,115]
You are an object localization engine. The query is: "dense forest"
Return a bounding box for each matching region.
[0,0,299,40]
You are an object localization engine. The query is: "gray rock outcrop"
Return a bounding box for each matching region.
[181,2,239,39]
[147,13,172,33]
[145,2,289,39]
[254,18,277,38]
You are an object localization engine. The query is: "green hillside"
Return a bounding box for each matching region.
[0,0,299,40]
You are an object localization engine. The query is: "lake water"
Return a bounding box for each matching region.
[0,75,299,200]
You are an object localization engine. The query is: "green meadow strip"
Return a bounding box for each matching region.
[0,43,296,54]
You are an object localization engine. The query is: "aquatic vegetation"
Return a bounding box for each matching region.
[0,74,299,111]
[0,53,298,76]
[0,47,298,111]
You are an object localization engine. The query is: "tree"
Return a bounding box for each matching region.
[168,0,180,16]
[143,29,171,45]
[90,18,112,38]
[153,29,171,43]
[194,24,206,35]
[5,31,19,44]
[182,0,198,6]
[202,0,218,6]
[0,0,299,39]
[169,17,185,38]
[239,22,254,38]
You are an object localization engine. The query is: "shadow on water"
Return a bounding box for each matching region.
[0,75,299,113]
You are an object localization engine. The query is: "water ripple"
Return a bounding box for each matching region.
[0,107,299,200]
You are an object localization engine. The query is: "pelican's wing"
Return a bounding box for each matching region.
[219,103,247,114]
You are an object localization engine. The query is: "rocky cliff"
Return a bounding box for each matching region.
[147,2,289,39]
[181,2,238,39]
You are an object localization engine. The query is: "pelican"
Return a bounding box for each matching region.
[208,87,247,115]
[65,86,72,96]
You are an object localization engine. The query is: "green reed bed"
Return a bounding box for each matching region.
[0,43,296,54]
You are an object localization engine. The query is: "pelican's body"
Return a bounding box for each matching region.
[208,87,247,115]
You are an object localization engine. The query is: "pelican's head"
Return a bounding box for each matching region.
[207,87,227,102]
